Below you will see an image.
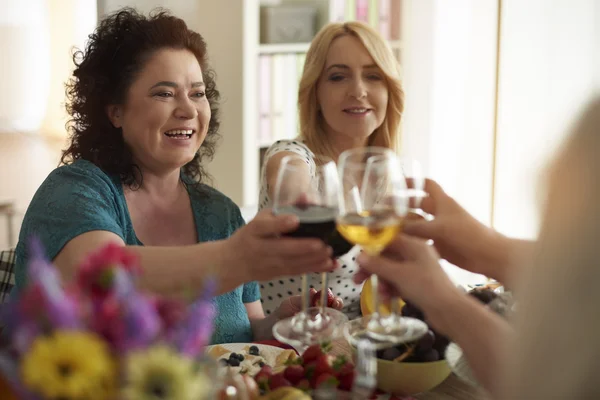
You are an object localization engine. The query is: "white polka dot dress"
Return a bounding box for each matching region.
[258,139,364,320]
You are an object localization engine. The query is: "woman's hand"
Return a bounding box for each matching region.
[403,179,515,282]
[224,209,336,284]
[354,234,460,331]
[274,288,344,320]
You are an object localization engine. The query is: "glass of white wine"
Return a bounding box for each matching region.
[337,147,428,349]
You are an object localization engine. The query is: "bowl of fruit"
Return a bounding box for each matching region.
[355,282,505,395]
[352,297,452,395]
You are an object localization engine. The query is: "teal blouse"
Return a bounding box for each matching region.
[14,160,259,344]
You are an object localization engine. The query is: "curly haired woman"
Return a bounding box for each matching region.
[13,7,339,344]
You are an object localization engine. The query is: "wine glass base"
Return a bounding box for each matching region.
[344,315,428,350]
[272,307,348,352]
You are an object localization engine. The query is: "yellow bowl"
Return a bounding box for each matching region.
[357,282,451,395]
[351,346,452,395]
[360,278,404,316]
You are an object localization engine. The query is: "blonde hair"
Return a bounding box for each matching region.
[503,96,600,399]
[298,21,404,159]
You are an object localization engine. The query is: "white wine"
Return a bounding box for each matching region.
[336,209,402,255]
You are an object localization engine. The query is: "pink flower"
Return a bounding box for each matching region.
[154,297,186,331]
[90,295,126,349]
[77,243,140,298]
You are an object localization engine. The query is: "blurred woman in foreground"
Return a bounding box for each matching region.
[356,96,600,398]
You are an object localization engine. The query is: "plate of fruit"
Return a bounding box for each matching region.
[209,342,357,398]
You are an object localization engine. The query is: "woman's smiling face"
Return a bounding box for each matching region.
[316,35,389,144]
[108,48,211,173]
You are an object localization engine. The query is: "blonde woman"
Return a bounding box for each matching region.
[258,21,404,319]
[356,96,600,398]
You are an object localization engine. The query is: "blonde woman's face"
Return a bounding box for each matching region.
[316,35,389,144]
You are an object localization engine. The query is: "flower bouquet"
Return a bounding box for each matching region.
[0,238,218,400]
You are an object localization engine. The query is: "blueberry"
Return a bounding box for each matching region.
[228,358,241,367]
[249,346,260,356]
[237,354,245,361]
[229,353,239,360]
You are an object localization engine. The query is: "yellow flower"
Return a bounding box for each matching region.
[122,345,210,400]
[20,330,116,400]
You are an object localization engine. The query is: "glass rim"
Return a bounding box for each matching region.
[280,153,336,170]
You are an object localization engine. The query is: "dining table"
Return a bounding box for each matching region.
[328,338,489,400]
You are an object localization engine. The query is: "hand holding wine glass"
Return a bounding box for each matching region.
[337,147,428,349]
[271,154,350,351]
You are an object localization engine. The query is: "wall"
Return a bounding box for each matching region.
[0,135,66,249]
[493,0,600,239]
[402,0,499,227]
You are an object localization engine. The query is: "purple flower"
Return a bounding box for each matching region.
[169,277,217,357]
[110,269,161,351]
[26,236,80,330]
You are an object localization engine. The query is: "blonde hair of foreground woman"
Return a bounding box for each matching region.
[298,21,404,159]
[503,96,600,399]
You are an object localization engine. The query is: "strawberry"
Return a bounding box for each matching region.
[332,356,356,392]
[314,354,333,377]
[283,364,304,385]
[337,370,356,391]
[254,365,272,391]
[311,288,335,307]
[334,361,354,377]
[304,361,317,380]
[302,342,331,365]
[314,372,339,389]
[297,379,311,392]
[269,372,291,390]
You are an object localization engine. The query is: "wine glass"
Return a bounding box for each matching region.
[271,154,349,352]
[399,157,430,221]
[337,147,428,349]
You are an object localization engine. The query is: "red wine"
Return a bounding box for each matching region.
[276,205,353,257]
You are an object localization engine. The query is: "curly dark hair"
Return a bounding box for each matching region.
[62,7,220,186]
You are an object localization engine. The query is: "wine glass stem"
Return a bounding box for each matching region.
[391,296,402,316]
[301,273,309,312]
[320,272,328,314]
[370,274,379,319]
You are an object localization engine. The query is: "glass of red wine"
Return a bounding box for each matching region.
[271,154,349,352]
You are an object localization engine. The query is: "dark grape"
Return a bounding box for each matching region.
[380,346,405,361]
[228,357,241,367]
[401,302,425,321]
[432,332,450,355]
[418,348,440,362]
[468,287,498,305]
[417,330,436,352]
[249,345,260,356]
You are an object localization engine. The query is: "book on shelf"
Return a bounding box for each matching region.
[330,0,401,40]
[258,53,305,148]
